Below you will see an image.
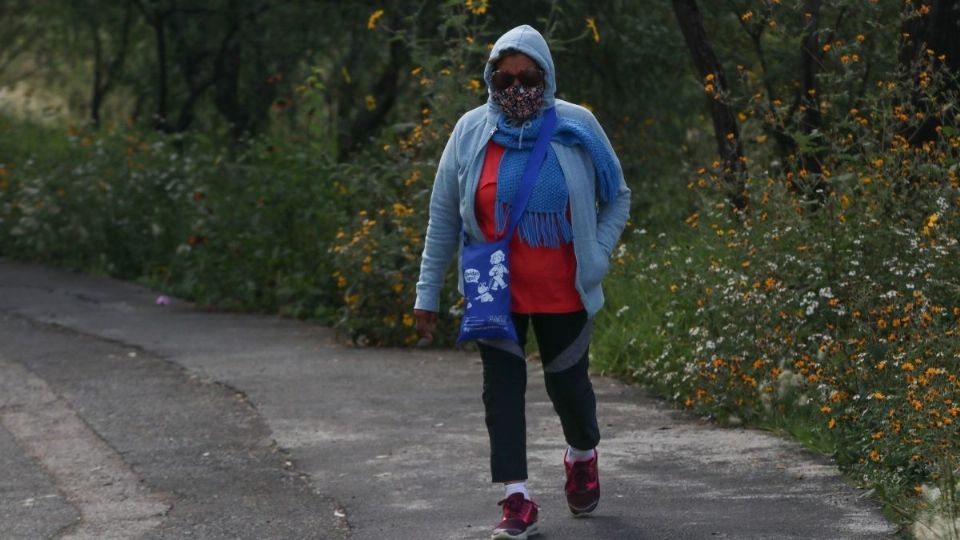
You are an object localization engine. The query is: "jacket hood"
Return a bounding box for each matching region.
[484,25,556,114]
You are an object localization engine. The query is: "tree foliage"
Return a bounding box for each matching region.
[3,2,960,528]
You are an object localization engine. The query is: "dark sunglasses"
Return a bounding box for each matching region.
[491,68,544,91]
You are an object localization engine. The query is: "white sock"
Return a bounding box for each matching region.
[504,482,530,500]
[566,446,596,463]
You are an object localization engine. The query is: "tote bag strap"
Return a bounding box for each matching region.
[503,107,557,242]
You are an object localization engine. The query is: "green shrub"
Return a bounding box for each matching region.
[0,117,343,318]
[591,50,960,528]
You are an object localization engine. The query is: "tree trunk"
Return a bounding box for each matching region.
[154,14,170,132]
[799,0,822,147]
[89,18,103,128]
[672,0,746,209]
[338,38,409,161]
[84,2,132,128]
[797,0,827,196]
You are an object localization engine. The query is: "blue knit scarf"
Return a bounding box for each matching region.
[492,113,619,248]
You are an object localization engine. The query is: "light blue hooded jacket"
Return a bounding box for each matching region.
[414,25,631,316]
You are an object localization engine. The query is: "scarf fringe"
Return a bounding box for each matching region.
[491,114,620,247]
[596,159,618,203]
[496,204,574,248]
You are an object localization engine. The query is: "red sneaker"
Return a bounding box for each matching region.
[491,493,539,539]
[564,449,599,516]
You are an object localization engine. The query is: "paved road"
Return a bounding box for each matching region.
[0,260,898,539]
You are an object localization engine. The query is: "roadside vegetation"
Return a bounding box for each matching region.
[2,1,959,536]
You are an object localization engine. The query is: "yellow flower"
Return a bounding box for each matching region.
[392,202,414,217]
[740,10,753,21]
[465,0,488,15]
[402,313,415,327]
[467,79,482,91]
[404,170,421,187]
[365,95,377,111]
[392,283,404,294]
[585,17,600,43]
[367,9,384,30]
[923,212,939,235]
[828,418,837,429]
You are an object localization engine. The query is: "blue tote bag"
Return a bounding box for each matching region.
[457,107,557,345]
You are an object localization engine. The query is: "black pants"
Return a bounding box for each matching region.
[478,310,600,483]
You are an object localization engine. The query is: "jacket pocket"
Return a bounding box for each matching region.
[578,242,610,291]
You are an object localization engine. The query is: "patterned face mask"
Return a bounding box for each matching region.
[492,84,545,121]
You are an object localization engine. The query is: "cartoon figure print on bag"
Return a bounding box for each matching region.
[462,250,509,307]
[488,250,508,291]
[476,281,495,303]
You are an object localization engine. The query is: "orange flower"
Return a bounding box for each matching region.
[366,9,384,30]
[586,18,601,43]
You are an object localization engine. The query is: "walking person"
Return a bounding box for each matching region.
[413,24,630,539]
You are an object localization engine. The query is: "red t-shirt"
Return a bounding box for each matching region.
[475,141,583,314]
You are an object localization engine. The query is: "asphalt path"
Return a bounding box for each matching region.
[0,260,898,539]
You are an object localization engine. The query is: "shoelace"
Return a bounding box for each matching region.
[570,463,596,491]
[498,494,534,518]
